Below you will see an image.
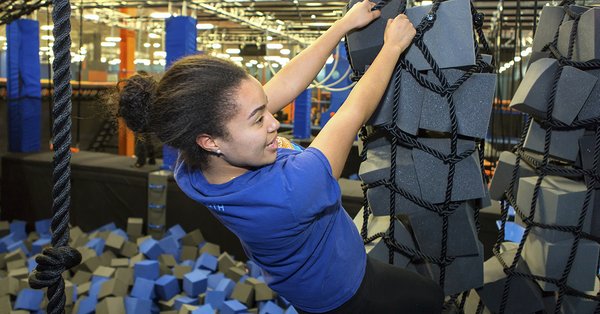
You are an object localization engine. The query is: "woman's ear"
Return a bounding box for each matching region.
[196,134,218,152]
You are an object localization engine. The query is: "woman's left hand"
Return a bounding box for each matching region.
[341,0,382,31]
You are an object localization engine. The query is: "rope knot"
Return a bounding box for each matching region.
[28,246,82,289]
[472,12,484,28]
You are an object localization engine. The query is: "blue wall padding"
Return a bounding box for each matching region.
[163,16,198,170]
[293,89,312,140]
[6,19,42,152]
[320,42,353,128]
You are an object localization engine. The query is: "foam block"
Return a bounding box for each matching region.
[419,70,496,139]
[34,219,51,238]
[358,137,423,216]
[71,270,93,286]
[577,70,600,121]
[140,238,164,260]
[510,58,596,125]
[93,265,116,278]
[105,232,125,254]
[516,176,593,242]
[191,304,215,314]
[125,296,153,314]
[558,8,600,62]
[199,242,220,257]
[131,277,155,300]
[246,261,262,278]
[76,296,98,314]
[522,230,600,292]
[181,229,205,247]
[246,278,275,302]
[10,220,27,241]
[86,238,106,257]
[368,69,425,135]
[195,253,218,272]
[158,235,180,261]
[259,301,284,314]
[476,248,544,313]
[13,288,44,311]
[120,241,139,258]
[174,295,199,310]
[218,252,237,273]
[98,278,128,300]
[404,0,475,71]
[489,151,538,201]
[0,221,9,238]
[181,246,198,262]
[89,277,110,298]
[523,120,585,162]
[215,278,236,299]
[532,7,567,53]
[155,275,180,300]
[115,267,134,286]
[231,282,255,307]
[408,203,480,257]
[166,225,186,242]
[159,254,178,268]
[352,208,414,267]
[110,258,129,268]
[173,265,193,281]
[134,260,160,280]
[96,296,125,314]
[561,277,599,314]
[207,272,225,290]
[205,290,226,311]
[30,237,51,255]
[183,269,209,297]
[345,0,404,73]
[413,137,485,203]
[226,267,247,283]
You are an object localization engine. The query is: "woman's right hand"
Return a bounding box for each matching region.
[383,14,416,53]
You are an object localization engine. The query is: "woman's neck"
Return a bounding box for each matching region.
[201,157,250,184]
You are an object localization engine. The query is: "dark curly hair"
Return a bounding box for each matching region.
[109,55,249,169]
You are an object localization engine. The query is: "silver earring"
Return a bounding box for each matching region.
[216,149,222,155]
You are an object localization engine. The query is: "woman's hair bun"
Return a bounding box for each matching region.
[117,71,157,133]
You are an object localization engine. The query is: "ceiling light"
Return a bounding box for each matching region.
[212,43,222,49]
[41,25,53,31]
[41,35,55,41]
[311,15,316,19]
[276,20,284,25]
[83,14,100,21]
[144,43,151,48]
[196,23,214,30]
[149,33,161,39]
[272,63,279,68]
[250,59,258,64]
[257,64,264,69]
[105,37,121,42]
[306,2,322,6]
[231,56,243,62]
[280,49,290,55]
[153,43,161,48]
[326,56,334,64]
[217,53,230,59]
[150,12,172,19]
[267,43,283,49]
[154,51,167,58]
[226,48,241,54]
[514,56,522,62]
[246,62,253,67]
[307,22,331,27]
[101,42,117,47]
[267,36,273,41]
[101,57,107,63]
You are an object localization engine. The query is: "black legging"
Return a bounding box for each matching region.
[297,255,444,314]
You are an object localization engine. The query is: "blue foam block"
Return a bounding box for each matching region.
[277,296,291,308]
[205,290,226,310]
[77,296,98,314]
[183,269,209,297]
[259,301,284,314]
[28,256,38,273]
[195,253,217,272]
[239,275,249,283]
[14,288,44,311]
[155,274,180,300]
[10,220,27,241]
[0,234,15,253]
[139,238,164,260]
[134,260,160,280]
[215,278,235,298]
[95,222,117,232]
[111,228,129,241]
[92,274,111,283]
[181,260,195,268]
[86,238,106,256]
[158,235,180,261]
[89,277,109,297]
[167,224,186,242]
[34,219,51,237]
[131,277,156,300]
[174,295,199,310]
[192,304,215,314]
[222,300,248,314]
[285,306,299,314]
[247,260,263,278]
[125,296,153,314]
[32,237,51,255]
[7,240,29,256]
[207,272,225,290]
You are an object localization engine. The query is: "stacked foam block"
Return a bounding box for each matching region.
[346,0,494,295]
[0,218,298,314]
[480,4,600,313]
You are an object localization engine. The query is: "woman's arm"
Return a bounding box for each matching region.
[309,14,416,179]
[264,0,381,114]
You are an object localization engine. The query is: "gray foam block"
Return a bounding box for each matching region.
[532,7,566,52]
[516,175,593,242]
[115,268,133,286]
[180,246,198,261]
[578,134,600,188]
[96,296,126,314]
[126,218,143,238]
[511,58,597,125]
[463,291,492,314]
[523,120,585,162]
[415,241,484,295]
[419,70,496,138]
[522,230,600,292]
[407,203,479,257]
[98,278,128,299]
[172,265,192,281]
[218,252,236,273]
[404,0,475,71]
[413,137,485,203]
[561,277,599,314]
[369,70,425,136]
[592,190,600,238]
[476,248,544,313]
[558,8,600,62]
[353,208,415,268]
[489,151,538,201]
[181,229,205,247]
[231,282,255,307]
[577,69,600,120]
[358,137,423,216]
[119,240,139,258]
[345,0,404,73]
[199,242,220,257]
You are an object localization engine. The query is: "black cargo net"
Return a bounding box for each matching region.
[491,1,600,313]
[348,0,493,310]
[0,0,52,26]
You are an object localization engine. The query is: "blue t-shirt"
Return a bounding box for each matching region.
[174,147,367,312]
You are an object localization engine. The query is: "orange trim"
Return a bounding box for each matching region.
[117,10,137,157]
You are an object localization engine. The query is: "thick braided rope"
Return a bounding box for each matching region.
[27,1,82,313]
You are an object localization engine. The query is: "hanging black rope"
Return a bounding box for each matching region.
[356,0,492,310]
[28,0,82,313]
[492,3,600,313]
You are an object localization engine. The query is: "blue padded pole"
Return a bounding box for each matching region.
[293,89,312,140]
[6,19,42,152]
[163,16,197,170]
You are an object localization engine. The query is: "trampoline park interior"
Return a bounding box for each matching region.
[0,0,599,313]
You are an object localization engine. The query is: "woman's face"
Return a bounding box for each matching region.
[217,76,281,168]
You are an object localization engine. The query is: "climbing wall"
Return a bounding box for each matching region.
[345,0,496,309]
